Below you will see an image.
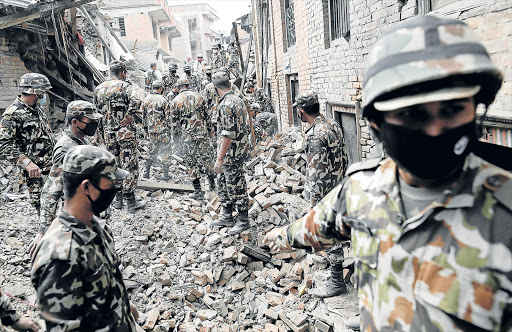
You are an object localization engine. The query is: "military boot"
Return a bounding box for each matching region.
[112,192,123,209]
[162,164,170,181]
[211,204,234,227]
[144,159,153,179]
[344,314,361,331]
[310,263,348,298]
[228,209,250,235]
[208,175,216,191]
[189,178,204,200]
[124,192,147,213]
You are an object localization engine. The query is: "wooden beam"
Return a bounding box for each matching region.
[137,180,194,192]
[0,0,94,30]
[232,22,244,75]
[69,43,106,84]
[36,63,92,102]
[78,6,116,61]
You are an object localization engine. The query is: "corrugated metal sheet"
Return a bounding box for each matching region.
[0,0,39,9]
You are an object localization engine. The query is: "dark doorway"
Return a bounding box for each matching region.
[329,103,360,168]
[290,77,300,127]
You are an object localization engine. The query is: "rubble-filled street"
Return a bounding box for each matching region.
[0,129,358,332]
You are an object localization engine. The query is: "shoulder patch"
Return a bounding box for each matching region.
[345,157,383,176]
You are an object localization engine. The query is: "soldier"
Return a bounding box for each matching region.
[0,73,54,218]
[255,111,278,136]
[183,64,201,93]
[248,103,267,146]
[162,62,179,99]
[210,71,251,235]
[211,44,227,71]
[0,288,41,331]
[264,16,512,332]
[94,60,146,213]
[30,101,103,256]
[170,78,215,199]
[141,80,171,180]
[293,90,349,298]
[31,145,140,331]
[145,62,160,90]
[227,40,240,78]
[201,65,213,91]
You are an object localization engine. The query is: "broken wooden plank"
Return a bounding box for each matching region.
[136,180,194,192]
[240,244,271,263]
[36,63,92,102]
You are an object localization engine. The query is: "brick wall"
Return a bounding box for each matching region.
[0,31,29,113]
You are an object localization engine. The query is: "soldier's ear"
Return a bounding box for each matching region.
[81,179,91,195]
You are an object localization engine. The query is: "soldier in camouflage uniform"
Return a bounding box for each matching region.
[183,64,201,93]
[0,287,41,331]
[264,16,512,332]
[94,60,146,213]
[210,71,251,235]
[30,101,103,257]
[248,103,267,146]
[293,90,349,298]
[211,44,227,71]
[141,80,171,180]
[31,145,140,331]
[145,62,159,91]
[227,41,241,78]
[170,78,215,199]
[0,73,54,217]
[201,65,213,91]
[163,62,179,99]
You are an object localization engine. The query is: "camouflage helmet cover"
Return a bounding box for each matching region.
[183,64,192,72]
[362,15,503,118]
[66,100,103,120]
[204,65,213,74]
[250,102,261,111]
[152,80,163,89]
[168,62,178,71]
[109,60,126,72]
[212,71,230,87]
[63,145,129,185]
[244,81,255,89]
[293,90,319,108]
[177,78,190,86]
[18,73,52,95]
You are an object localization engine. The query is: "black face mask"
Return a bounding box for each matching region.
[77,120,99,136]
[86,182,118,214]
[379,120,477,180]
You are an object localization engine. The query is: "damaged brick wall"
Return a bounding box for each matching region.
[0,31,29,114]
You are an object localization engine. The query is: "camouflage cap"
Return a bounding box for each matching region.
[109,60,126,72]
[177,78,190,86]
[204,65,213,74]
[18,73,52,94]
[183,64,192,72]
[244,81,255,89]
[152,80,163,89]
[212,71,230,87]
[66,100,103,120]
[293,90,319,108]
[168,63,178,71]
[63,146,129,184]
[250,102,261,111]
[362,15,502,118]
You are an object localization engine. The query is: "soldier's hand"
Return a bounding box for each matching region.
[11,316,41,332]
[28,233,43,258]
[119,116,133,127]
[263,228,293,253]
[25,162,41,178]
[214,158,224,174]
[130,302,140,321]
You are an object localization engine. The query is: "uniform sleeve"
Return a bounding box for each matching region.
[0,112,31,168]
[219,102,237,139]
[306,134,329,206]
[127,86,142,117]
[32,259,84,331]
[275,182,349,252]
[0,288,20,326]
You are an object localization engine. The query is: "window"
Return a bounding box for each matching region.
[114,17,126,36]
[188,18,197,31]
[289,76,300,127]
[417,0,432,15]
[152,20,158,40]
[284,0,296,48]
[329,0,350,40]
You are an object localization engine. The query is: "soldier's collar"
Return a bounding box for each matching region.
[15,97,38,113]
[58,209,103,244]
[64,130,88,145]
[220,90,234,102]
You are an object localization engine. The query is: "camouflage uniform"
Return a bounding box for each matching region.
[255,112,278,136]
[253,87,274,114]
[201,77,212,91]
[31,146,136,332]
[141,92,172,166]
[170,89,214,180]
[185,73,201,93]
[162,73,179,98]
[227,44,239,69]
[0,288,20,331]
[251,118,267,146]
[145,69,158,90]
[216,90,250,210]
[0,97,55,213]
[212,51,227,71]
[94,78,142,193]
[272,154,512,331]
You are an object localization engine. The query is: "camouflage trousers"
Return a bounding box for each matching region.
[25,171,48,217]
[148,133,171,166]
[217,162,249,212]
[106,138,139,193]
[181,138,215,181]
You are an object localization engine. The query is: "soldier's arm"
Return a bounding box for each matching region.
[0,287,21,326]
[32,259,84,331]
[306,135,329,206]
[0,113,32,169]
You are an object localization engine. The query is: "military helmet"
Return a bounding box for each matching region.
[250,103,261,112]
[63,145,129,186]
[183,64,192,72]
[244,81,255,89]
[362,15,503,119]
[109,60,126,72]
[204,65,213,74]
[177,78,190,87]
[293,90,319,108]
[152,80,163,89]
[168,63,178,71]
[212,71,230,87]
[212,44,219,50]
[66,100,103,120]
[18,73,52,95]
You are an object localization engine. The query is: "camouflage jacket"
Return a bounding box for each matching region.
[140,93,170,135]
[217,90,250,165]
[185,74,201,93]
[39,130,88,233]
[94,78,142,142]
[201,83,219,139]
[162,73,179,96]
[201,77,212,91]
[212,52,227,70]
[251,117,267,146]
[0,98,55,171]
[255,112,278,136]
[145,69,158,89]
[304,115,347,206]
[252,88,274,113]
[276,154,512,332]
[170,89,210,140]
[0,288,20,328]
[31,209,137,332]
[227,45,239,65]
